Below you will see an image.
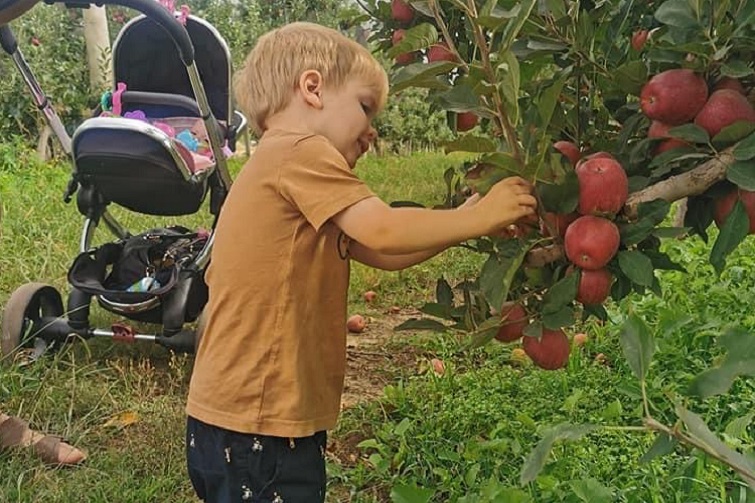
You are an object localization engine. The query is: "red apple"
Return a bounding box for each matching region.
[713,188,755,234]
[391,29,415,65]
[573,332,588,347]
[427,41,455,62]
[695,89,755,138]
[523,329,570,370]
[494,303,528,343]
[564,216,621,270]
[554,140,581,166]
[631,29,648,51]
[430,358,445,376]
[347,314,366,333]
[456,112,479,132]
[575,157,628,216]
[713,77,746,95]
[640,69,708,125]
[363,291,377,303]
[391,0,414,23]
[540,212,579,239]
[576,267,613,305]
[647,120,689,156]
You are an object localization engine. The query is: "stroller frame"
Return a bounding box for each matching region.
[0,0,243,358]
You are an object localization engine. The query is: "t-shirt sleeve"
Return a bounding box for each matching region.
[278,136,376,231]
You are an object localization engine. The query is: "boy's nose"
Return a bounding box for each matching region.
[365,126,378,142]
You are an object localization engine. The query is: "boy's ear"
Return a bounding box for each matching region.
[299,70,324,109]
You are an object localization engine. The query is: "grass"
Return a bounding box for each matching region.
[1,145,754,502]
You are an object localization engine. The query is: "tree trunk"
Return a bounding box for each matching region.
[83,7,112,92]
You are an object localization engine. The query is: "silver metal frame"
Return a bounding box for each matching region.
[3,9,232,322]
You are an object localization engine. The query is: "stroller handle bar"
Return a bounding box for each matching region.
[0,21,16,52]
[0,0,194,65]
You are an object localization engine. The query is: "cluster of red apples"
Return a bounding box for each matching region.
[492,143,628,371]
[640,68,755,232]
[389,0,479,132]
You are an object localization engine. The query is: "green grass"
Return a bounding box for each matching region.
[1,146,754,502]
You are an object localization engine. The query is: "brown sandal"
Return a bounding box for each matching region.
[0,414,86,465]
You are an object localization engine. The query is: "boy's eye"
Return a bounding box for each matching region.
[360,103,372,115]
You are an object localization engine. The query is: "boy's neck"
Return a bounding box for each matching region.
[265,100,318,136]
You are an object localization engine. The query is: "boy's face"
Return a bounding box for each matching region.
[315,78,380,169]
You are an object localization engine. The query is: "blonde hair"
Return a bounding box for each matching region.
[234,22,389,136]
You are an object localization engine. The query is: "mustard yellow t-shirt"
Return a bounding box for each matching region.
[186,129,375,437]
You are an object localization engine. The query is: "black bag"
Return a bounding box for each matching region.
[68,225,208,305]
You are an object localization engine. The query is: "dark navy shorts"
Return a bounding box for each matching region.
[186,416,327,503]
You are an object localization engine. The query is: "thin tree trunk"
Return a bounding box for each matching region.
[83,6,112,92]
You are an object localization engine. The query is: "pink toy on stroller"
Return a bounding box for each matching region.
[0,0,246,360]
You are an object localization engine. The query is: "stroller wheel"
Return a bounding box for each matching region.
[1,283,64,364]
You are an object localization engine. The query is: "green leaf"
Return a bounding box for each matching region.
[721,61,754,78]
[480,244,532,312]
[419,302,453,320]
[619,314,655,381]
[480,152,521,176]
[536,74,567,128]
[655,0,700,28]
[537,171,580,213]
[676,405,755,489]
[570,478,614,503]
[639,433,677,464]
[436,82,487,114]
[688,327,755,398]
[500,0,537,51]
[710,199,750,274]
[390,483,435,503]
[713,122,755,148]
[386,23,438,57]
[436,278,453,306]
[643,249,686,272]
[667,124,710,144]
[520,423,598,485]
[725,412,755,440]
[394,318,449,332]
[541,273,578,314]
[477,4,522,31]
[638,199,672,224]
[541,305,575,330]
[445,135,498,154]
[467,316,505,350]
[390,61,458,94]
[733,132,755,161]
[620,219,656,247]
[614,61,649,96]
[618,250,655,286]
[727,161,755,190]
[498,50,521,125]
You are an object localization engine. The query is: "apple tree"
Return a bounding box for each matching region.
[362,0,755,493]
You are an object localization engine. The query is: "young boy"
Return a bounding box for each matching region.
[185,22,536,503]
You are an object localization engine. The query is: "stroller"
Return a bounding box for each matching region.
[0,0,246,361]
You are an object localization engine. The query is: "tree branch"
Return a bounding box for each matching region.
[524,148,737,266]
[623,148,735,219]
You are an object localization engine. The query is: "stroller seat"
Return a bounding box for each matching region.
[70,13,238,217]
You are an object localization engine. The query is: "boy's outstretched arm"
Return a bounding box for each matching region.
[332,176,536,264]
[346,194,482,271]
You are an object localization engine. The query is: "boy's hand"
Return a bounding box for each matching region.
[474,177,537,235]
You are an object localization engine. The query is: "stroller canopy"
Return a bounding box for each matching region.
[113,15,232,122]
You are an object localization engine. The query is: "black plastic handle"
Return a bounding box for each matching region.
[61,0,195,65]
[0,24,17,54]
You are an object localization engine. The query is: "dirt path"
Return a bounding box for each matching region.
[341,307,427,410]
